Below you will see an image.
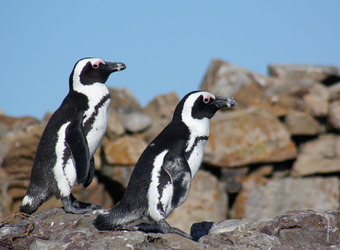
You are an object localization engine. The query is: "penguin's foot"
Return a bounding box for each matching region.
[62,194,101,214]
[138,219,192,240]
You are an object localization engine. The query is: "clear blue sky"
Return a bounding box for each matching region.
[1,1,339,120]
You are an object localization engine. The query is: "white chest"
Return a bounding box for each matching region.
[85,98,110,156]
[187,139,207,179]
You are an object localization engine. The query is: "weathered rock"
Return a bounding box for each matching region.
[143,92,179,121]
[204,109,297,167]
[198,209,340,249]
[142,92,179,142]
[0,114,40,139]
[230,175,339,220]
[4,208,340,249]
[106,109,125,140]
[328,82,340,101]
[101,165,135,188]
[1,125,43,179]
[233,82,287,116]
[329,101,340,131]
[108,87,142,114]
[292,134,340,176]
[200,58,275,97]
[167,171,228,234]
[103,136,147,165]
[268,64,340,84]
[284,110,319,135]
[4,208,206,249]
[221,167,248,193]
[303,94,329,117]
[122,112,152,133]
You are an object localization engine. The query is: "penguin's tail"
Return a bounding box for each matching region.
[19,195,39,214]
[93,205,143,231]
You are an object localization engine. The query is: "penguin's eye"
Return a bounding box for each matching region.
[203,97,210,104]
[92,64,99,69]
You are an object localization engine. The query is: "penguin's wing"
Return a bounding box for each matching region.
[162,155,192,208]
[83,157,95,188]
[65,110,91,185]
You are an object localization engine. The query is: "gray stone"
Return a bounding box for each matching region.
[268,64,340,83]
[284,110,319,135]
[6,208,206,249]
[230,175,339,220]
[329,101,340,131]
[199,209,340,249]
[200,58,275,97]
[122,112,152,133]
[328,82,340,101]
[292,134,340,176]
[108,87,142,115]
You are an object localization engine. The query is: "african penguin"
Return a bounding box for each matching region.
[93,91,237,239]
[20,57,126,214]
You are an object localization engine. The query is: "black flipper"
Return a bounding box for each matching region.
[65,109,91,185]
[83,157,95,188]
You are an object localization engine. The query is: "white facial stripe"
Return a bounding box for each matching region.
[182,92,212,152]
[148,150,168,221]
[72,58,104,90]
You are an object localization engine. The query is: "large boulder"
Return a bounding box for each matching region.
[200,59,275,98]
[204,109,297,167]
[292,134,340,176]
[230,175,339,220]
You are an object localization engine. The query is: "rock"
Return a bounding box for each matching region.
[142,92,179,142]
[200,58,275,97]
[284,110,319,135]
[233,82,287,116]
[329,101,340,131]
[108,87,142,115]
[221,167,248,193]
[0,114,40,139]
[268,64,340,84]
[101,165,135,188]
[106,109,125,140]
[328,82,340,101]
[303,94,329,117]
[292,134,340,176]
[198,209,340,249]
[230,175,339,220]
[4,207,340,249]
[5,208,205,250]
[103,136,148,165]
[204,109,297,167]
[167,171,228,234]
[143,92,179,121]
[122,112,152,133]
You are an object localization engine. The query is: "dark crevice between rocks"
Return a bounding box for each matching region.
[95,170,125,205]
[321,75,340,86]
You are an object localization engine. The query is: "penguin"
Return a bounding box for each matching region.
[20,57,126,214]
[93,91,237,239]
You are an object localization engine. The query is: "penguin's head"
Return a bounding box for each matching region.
[174,91,237,127]
[69,57,126,91]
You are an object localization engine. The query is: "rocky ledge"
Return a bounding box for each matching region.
[1,208,340,249]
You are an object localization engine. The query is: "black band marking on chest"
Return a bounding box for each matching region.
[83,94,110,135]
[185,136,208,159]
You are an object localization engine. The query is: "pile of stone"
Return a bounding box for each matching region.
[1,58,340,237]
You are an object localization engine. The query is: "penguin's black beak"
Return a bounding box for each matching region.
[106,62,126,73]
[213,96,238,109]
